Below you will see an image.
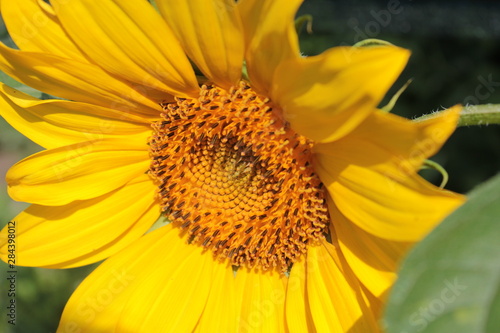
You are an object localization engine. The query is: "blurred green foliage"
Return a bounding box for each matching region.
[385,174,500,332]
[1,1,499,332]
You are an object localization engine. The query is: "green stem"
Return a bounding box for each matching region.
[414,104,500,126]
[421,160,449,188]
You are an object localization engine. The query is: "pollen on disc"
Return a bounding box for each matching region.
[149,82,330,271]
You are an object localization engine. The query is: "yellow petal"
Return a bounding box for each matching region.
[0,44,162,112]
[1,0,89,61]
[51,0,199,97]
[306,241,379,332]
[193,260,238,333]
[58,224,222,332]
[325,105,463,178]
[322,164,464,242]
[57,225,172,333]
[7,138,149,206]
[315,108,465,241]
[157,0,244,89]
[238,0,301,93]
[0,84,152,149]
[286,256,316,333]
[0,174,159,268]
[329,199,411,298]
[235,268,287,332]
[273,46,411,142]
[116,233,216,332]
[360,284,385,322]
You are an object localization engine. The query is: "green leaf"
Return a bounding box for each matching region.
[384,173,500,333]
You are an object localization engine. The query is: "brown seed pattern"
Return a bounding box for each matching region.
[149,82,329,271]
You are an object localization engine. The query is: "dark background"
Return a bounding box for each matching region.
[0,0,499,332]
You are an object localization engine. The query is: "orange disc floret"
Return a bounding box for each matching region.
[149,82,329,271]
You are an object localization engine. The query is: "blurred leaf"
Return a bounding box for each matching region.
[384,173,500,333]
[0,17,15,48]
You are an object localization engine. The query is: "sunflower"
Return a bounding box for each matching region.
[0,0,465,332]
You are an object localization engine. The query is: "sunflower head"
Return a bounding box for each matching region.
[0,0,465,332]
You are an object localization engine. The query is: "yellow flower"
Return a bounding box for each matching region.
[0,0,464,332]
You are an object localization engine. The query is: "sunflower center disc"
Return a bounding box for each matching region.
[149,82,329,271]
